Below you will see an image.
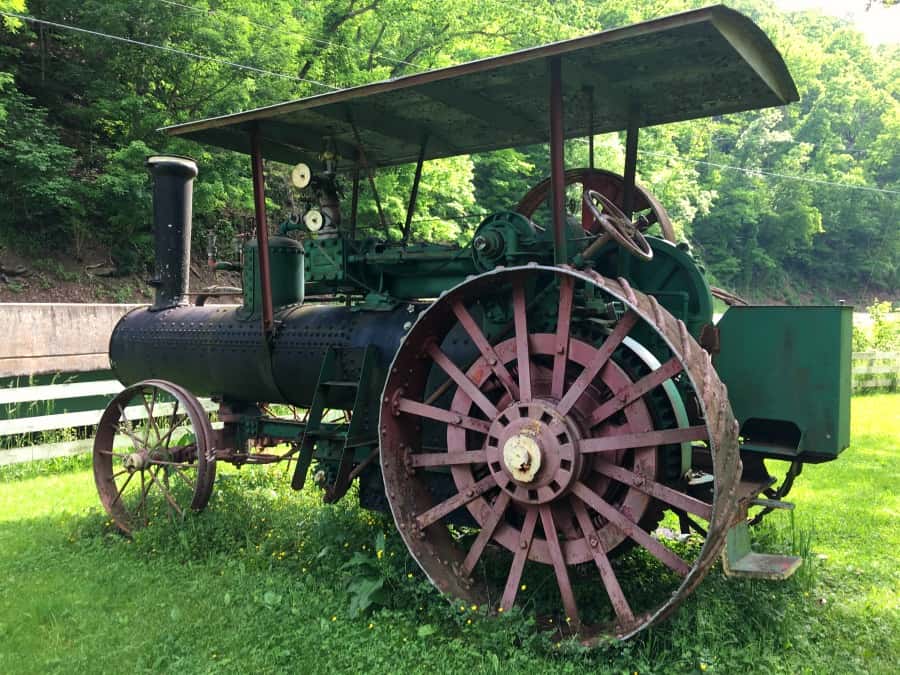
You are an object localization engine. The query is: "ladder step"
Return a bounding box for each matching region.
[725,552,802,580]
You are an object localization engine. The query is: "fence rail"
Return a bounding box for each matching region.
[851,351,900,392]
[2,353,899,466]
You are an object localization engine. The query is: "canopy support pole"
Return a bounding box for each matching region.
[402,136,428,246]
[350,165,360,239]
[586,87,595,170]
[549,57,566,265]
[250,124,274,336]
[622,109,639,218]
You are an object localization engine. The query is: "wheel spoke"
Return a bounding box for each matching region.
[154,401,182,450]
[147,466,184,517]
[571,482,690,576]
[500,507,538,611]
[136,469,151,517]
[451,300,519,400]
[144,388,161,446]
[109,470,135,507]
[511,277,532,402]
[408,450,487,468]
[425,343,498,418]
[172,466,197,491]
[461,492,511,576]
[117,406,145,452]
[415,474,497,529]
[557,310,638,415]
[593,458,712,520]
[587,357,684,428]
[571,497,635,625]
[395,397,491,434]
[551,276,575,400]
[580,425,709,454]
[539,504,581,628]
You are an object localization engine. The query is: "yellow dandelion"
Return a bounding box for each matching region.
[460,605,466,612]
[377,550,384,560]
[466,619,472,625]
[344,543,349,548]
[368,623,374,629]
[700,665,708,672]
[331,615,337,622]
[470,604,478,611]
[520,584,527,591]
[498,607,504,613]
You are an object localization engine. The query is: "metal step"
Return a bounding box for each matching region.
[722,521,802,581]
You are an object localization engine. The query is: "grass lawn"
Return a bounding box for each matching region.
[0,394,897,674]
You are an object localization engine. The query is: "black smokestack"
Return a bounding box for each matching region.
[146,155,198,311]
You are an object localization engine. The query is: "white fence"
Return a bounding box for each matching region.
[851,352,900,392]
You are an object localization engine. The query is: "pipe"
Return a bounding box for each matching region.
[250,126,275,335]
[146,155,198,311]
[549,57,566,265]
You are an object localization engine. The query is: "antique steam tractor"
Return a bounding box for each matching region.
[93,6,851,641]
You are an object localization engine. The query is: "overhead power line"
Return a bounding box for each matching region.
[0,11,338,90]
[641,150,900,196]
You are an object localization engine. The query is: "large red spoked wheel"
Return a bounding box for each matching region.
[93,380,216,534]
[380,266,740,641]
[516,168,676,243]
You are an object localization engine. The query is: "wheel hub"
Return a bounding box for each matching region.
[502,433,542,482]
[486,400,582,505]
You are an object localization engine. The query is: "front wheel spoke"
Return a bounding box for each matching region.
[571,498,635,625]
[395,397,491,434]
[451,300,520,400]
[148,466,184,517]
[461,492,511,577]
[551,275,575,399]
[580,425,710,454]
[155,409,186,451]
[587,356,684,428]
[593,459,712,520]
[539,504,581,628]
[144,388,161,446]
[117,410,146,452]
[572,482,690,576]
[511,277,532,402]
[557,310,638,415]
[500,507,538,611]
[110,471,136,507]
[409,450,487,468]
[425,343,498,419]
[415,475,496,529]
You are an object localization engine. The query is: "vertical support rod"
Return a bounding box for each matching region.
[350,165,360,239]
[250,125,274,335]
[622,110,640,219]
[586,87,595,170]
[402,137,428,246]
[549,57,567,265]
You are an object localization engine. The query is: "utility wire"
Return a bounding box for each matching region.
[641,150,900,196]
[0,10,338,90]
[158,0,425,72]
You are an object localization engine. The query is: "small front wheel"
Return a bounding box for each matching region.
[93,379,215,534]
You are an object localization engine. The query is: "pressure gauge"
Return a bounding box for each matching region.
[304,209,324,232]
[291,162,312,189]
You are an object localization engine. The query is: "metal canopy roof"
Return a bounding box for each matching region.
[162,5,797,170]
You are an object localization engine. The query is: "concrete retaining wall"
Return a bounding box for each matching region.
[0,303,141,377]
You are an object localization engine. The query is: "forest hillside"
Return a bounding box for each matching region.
[0,0,897,304]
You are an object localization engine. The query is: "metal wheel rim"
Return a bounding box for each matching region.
[379,265,740,641]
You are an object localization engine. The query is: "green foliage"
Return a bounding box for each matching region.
[853,299,900,352]
[0,0,897,298]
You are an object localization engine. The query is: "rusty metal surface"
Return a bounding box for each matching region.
[162,6,798,169]
[379,265,741,641]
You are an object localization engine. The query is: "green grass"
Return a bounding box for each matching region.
[1,395,898,674]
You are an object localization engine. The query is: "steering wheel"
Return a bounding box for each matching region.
[583,189,653,261]
[515,168,676,243]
